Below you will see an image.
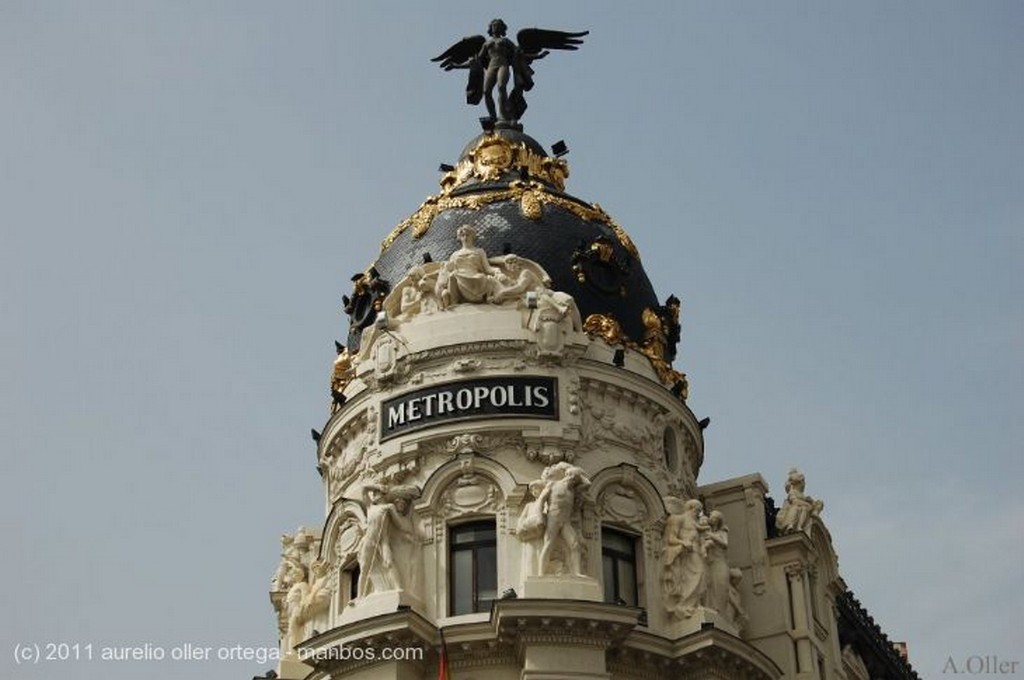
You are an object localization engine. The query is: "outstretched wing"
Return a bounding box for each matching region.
[516,28,588,61]
[431,35,486,70]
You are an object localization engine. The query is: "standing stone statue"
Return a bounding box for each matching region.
[662,498,710,619]
[432,20,589,124]
[283,560,332,652]
[356,484,419,597]
[702,510,731,615]
[725,567,749,632]
[517,462,591,576]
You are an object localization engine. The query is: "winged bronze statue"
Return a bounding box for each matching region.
[432,19,588,125]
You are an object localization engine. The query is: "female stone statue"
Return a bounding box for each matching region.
[703,510,731,615]
[436,226,497,307]
[662,498,709,619]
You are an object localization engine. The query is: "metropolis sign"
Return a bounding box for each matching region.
[380,376,558,441]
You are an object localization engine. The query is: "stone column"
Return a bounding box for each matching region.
[785,563,815,676]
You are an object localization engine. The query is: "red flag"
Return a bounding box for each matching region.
[438,628,450,680]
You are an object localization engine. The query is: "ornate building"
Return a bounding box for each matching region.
[264,23,918,680]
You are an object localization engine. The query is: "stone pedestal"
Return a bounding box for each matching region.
[337,590,426,625]
[521,575,602,601]
[663,606,739,638]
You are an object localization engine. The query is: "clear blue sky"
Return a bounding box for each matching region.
[2,2,1021,678]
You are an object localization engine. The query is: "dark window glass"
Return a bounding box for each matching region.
[450,520,498,615]
[348,565,360,601]
[602,527,638,606]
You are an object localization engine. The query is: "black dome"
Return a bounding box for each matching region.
[352,130,663,348]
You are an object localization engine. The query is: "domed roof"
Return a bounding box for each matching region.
[363,129,663,345]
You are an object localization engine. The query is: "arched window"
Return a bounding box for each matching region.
[449,521,497,615]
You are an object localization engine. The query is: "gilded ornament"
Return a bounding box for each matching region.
[330,347,355,413]
[470,136,516,181]
[583,313,628,346]
[583,313,689,400]
[571,236,631,296]
[641,307,667,361]
[439,136,570,194]
[342,268,391,334]
[592,203,640,260]
[520,189,543,220]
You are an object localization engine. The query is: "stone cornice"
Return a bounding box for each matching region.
[297,609,436,675]
[492,599,641,648]
[611,627,783,680]
[764,528,816,567]
[697,473,769,499]
[298,599,786,679]
[836,590,920,680]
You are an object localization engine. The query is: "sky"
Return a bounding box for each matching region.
[1,2,1021,678]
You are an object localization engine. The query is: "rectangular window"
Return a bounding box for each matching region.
[601,527,639,606]
[339,564,360,609]
[348,565,360,601]
[449,521,497,615]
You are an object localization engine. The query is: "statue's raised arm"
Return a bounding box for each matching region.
[432,19,588,126]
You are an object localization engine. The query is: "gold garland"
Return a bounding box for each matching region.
[380,183,642,261]
[582,313,689,400]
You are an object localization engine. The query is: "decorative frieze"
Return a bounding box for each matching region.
[579,378,666,469]
[320,410,377,502]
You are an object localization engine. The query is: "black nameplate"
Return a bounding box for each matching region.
[380,376,558,441]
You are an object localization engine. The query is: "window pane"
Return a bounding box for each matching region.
[617,559,637,606]
[602,555,616,603]
[450,520,498,615]
[452,525,496,546]
[602,528,636,556]
[347,566,360,600]
[451,549,473,615]
[476,545,497,610]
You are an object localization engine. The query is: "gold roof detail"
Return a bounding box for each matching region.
[440,134,569,194]
[583,313,689,400]
[380,181,641,261]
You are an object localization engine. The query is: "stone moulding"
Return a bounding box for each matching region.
[608,628,784,680]
[319,408,377,501]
